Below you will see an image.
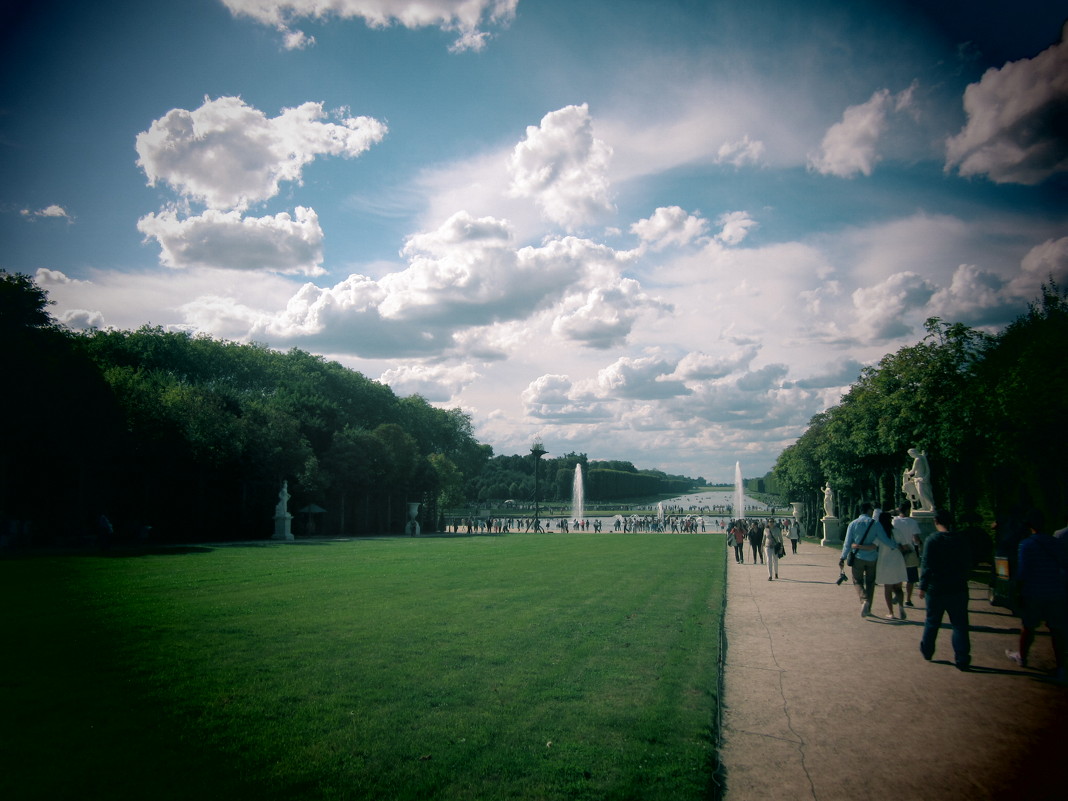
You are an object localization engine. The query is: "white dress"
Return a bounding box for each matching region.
[875,524,909,585]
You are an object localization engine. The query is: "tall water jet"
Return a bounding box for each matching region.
[571,463,585,523]
[734,461,744,519]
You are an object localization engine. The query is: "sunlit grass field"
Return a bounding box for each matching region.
[1,534,726,800]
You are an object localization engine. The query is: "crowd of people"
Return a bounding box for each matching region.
[837,502,1066,680]
[729,518,801,580]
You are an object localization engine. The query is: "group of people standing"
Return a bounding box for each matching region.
[730,518,801,581]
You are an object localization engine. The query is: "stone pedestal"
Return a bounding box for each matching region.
[911,510,936,541]
[273,513,294,540]
[821,516,843,547]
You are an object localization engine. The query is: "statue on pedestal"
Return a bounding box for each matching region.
[273,480,294,540]
[822,484,836,519]
[902,448,935,512]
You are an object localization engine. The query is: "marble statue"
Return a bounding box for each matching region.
[822,484,836,518]
[902,448,935,512]
[275,480,290,517]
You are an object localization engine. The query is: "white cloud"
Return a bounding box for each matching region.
[630,206,708,251]
[946,24,1068,185]
[221,0,519,52]
[521,374,612,422]
[671,347,760,381]
[379,363,479,401]
[848,271,937,342]
[136,96,386,210]
[137,206,325,274]
[596,355,691,400]
[508,104,615,230]
[551,278,672,349]
[715,135,766,167]
[20,204,72,222]
[714,211,758,246]
[808,86,916,177]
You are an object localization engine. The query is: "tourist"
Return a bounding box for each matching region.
[840,502,895,617]
[731,520,745,563]
[918,508,972,670]
[893,501,923,606]
[763,520,783,580]
[1005,511,1067,680]
[787,518,800,554]
[747,521,764,564]
[876,509,908,620]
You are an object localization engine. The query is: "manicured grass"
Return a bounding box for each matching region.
[1,534,725,800]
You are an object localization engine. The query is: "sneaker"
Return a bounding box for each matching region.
[897,604,907,620]
[905,600,914,607]
[861,602,871,618]
[1005,650,1026,667]
[885,614,897,620]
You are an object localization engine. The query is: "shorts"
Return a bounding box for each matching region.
[906,566,919,583]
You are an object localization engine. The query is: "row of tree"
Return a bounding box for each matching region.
[772,282,1068,537]
[1,272,703,544]
[468,452,699,505]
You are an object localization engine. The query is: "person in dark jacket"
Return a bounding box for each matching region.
[1005,511,1067,680]
[918,508,972,670]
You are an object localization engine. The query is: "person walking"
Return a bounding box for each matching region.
[731,520,746,563]
[876,509,909,620]
[919,508,972,670]
[763,521,783,580]
[840,503,896,617]
[787,518,800,554]
[893,501,923,607]
[747,522,763,565]
[1005,511,1067,680]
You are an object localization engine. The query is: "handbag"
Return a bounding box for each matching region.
[845,520,875,567]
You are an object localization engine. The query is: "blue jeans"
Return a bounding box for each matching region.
[920,590,970,667]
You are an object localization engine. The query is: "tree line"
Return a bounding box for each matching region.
[1,272,701,545]
[772,281,1068,539]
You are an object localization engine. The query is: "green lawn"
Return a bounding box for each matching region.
[1,534,726,800]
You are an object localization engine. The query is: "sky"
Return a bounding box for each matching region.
[2,0,1067,482]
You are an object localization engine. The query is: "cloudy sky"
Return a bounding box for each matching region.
[3,1,1066,482]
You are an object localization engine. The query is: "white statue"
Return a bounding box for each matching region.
[902,448,935,512]
[275,480,290,517]
[822,484,836,518]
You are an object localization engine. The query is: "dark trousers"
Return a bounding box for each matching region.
[850,559,877,605]
[790,539,798,554]
[750,541,762,563]
[920,590,971,667]
[733,542,745,562]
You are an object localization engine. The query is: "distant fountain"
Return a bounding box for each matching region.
[571,464,585,523]
[734,462,744,519]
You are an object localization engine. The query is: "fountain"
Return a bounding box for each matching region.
[571,464,585,523]
[734,461,744,520]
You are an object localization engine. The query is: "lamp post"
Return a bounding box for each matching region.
[530,438,547,532]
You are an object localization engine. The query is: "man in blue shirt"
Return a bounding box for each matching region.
[839,503,896,617]
[919,508,972,670]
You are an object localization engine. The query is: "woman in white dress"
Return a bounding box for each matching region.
[875,509,909,619]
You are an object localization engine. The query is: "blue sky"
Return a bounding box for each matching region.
[3,0,1066,481]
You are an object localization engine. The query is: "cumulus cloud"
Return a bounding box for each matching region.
[849,271,937,341]
[551,278,672,349]
[671,347,760,381]
[809,86,916,177]
[379,363,479,401]
[630,206,708,251]
[136,96,386,210]
[179,211,638,357]
[508,104,614,230]
[786,359,864,390]
[596,355,691,400]
[946,24,1068,185]
[521,374,612,421]
[221,0,518,52]
[20,204,73,222]
[137,206,325,274]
